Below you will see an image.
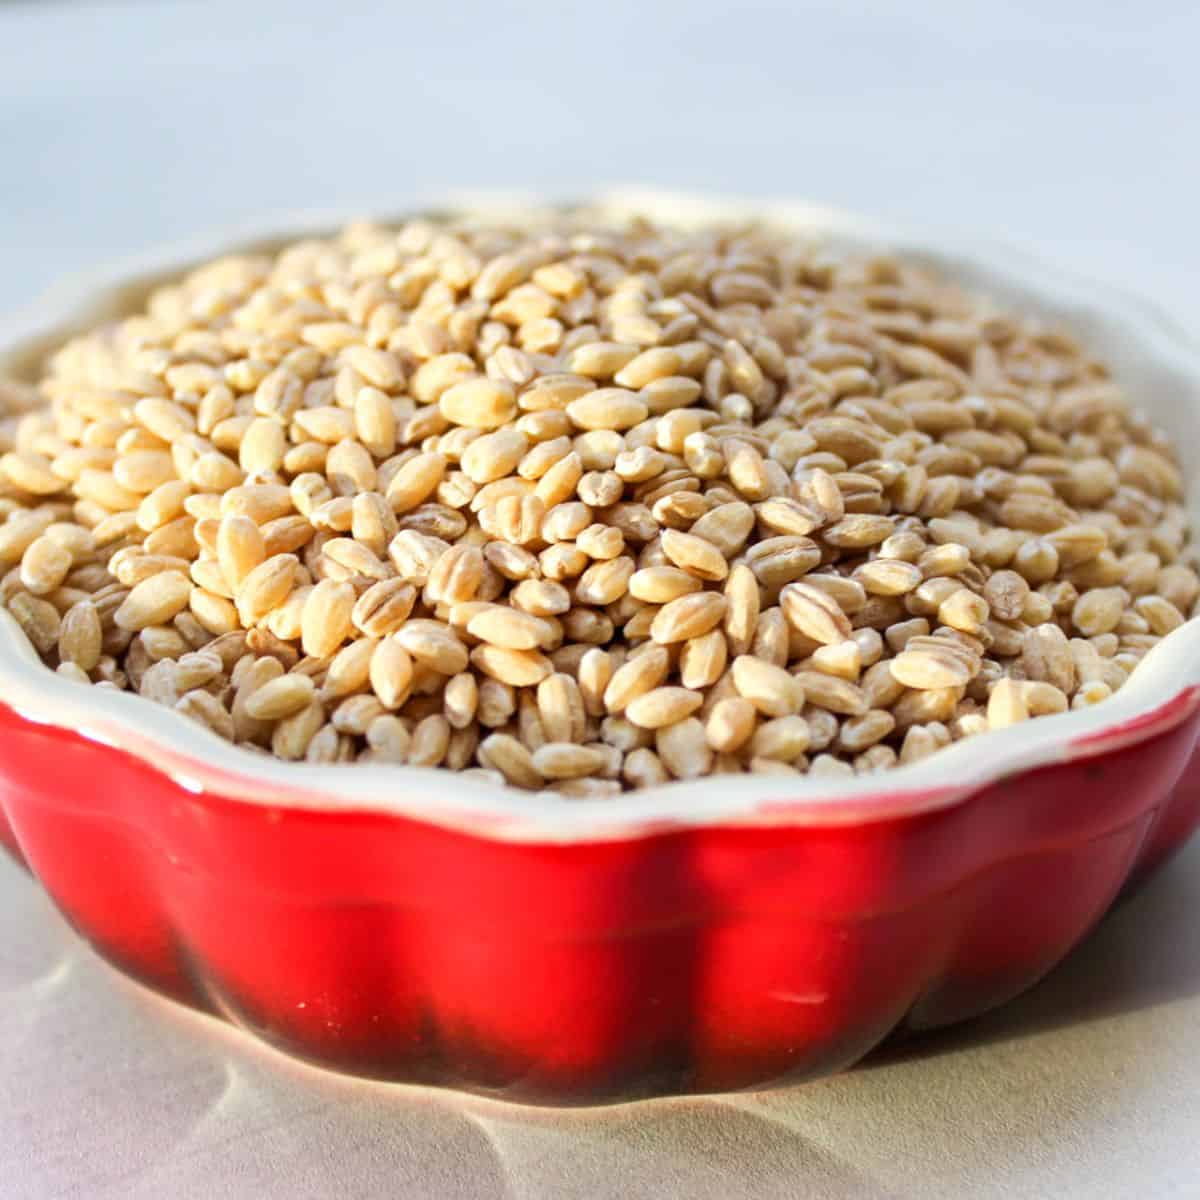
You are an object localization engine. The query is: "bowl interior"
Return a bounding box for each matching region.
[2,190,1200,839]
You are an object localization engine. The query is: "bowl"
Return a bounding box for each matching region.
[2,191,1200,1105]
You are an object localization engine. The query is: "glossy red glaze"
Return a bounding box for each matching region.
[2,695,1199,1105]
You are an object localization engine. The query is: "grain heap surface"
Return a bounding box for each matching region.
[1,215,1195,795]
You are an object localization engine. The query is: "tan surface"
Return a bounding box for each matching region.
[2,838,1198,1199]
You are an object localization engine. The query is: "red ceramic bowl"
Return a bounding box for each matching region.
[3,192,1200,1106]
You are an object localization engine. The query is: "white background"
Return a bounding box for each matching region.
[2,1,1200,1196]
[3,0,1198,314]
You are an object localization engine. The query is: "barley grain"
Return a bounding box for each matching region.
[369,638,413,709]
[660,529,729,581]
[58,600,102,670]
[731,655,804,717]
[532,742,608,780]
[650,591,727,644]
[299,578,356,659]
[780,582,852,645]
[114,571,192,631]
[655,717,711,780]
[244,674,317,720]
[2,213,1191,791]
[20,536,72,595]
[625,686,704,729]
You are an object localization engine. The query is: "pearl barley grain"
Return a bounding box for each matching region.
[0,212,1194,791]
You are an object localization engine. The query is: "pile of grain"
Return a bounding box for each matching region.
[0,215,1194,794]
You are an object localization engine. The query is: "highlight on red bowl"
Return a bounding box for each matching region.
[2,192,1199,1104]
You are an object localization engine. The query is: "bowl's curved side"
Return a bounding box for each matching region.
[3,694,1197,1104]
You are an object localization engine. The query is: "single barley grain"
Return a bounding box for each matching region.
[751,715,811,761]
[655,717,711,780]
[58,600,102,670]
[243,673,317,720]
[532,742,608,780]
[625,686,705,729]
[731,655,804,717]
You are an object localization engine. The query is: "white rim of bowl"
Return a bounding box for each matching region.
[2,187,1199,844]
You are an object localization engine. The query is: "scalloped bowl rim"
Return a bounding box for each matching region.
[2,187,1199,843]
